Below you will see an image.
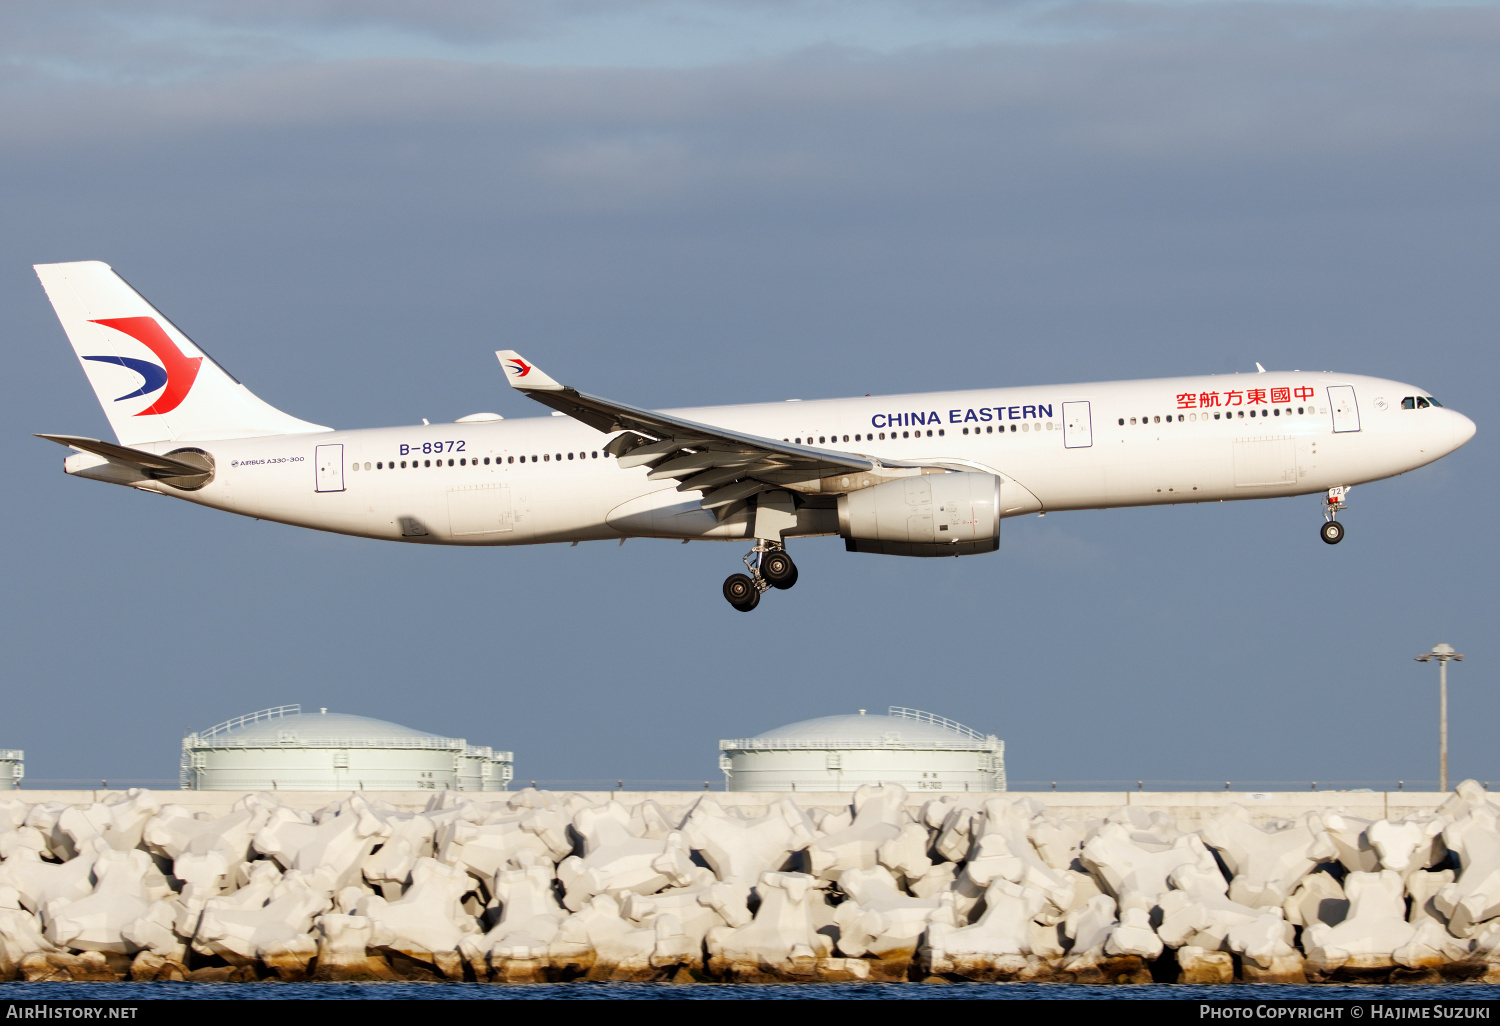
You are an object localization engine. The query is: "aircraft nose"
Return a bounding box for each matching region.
[1450,411,1476,451]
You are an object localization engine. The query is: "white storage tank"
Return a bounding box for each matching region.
[0,750,21,791]
[719,707,1004,793]
[180,705,512,791]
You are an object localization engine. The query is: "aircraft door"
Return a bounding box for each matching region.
[1328,385,1361,433]
[1062,401,1093,448]
[315,444,345,492]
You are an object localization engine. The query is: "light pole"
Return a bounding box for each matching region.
[1414,643,1463,793]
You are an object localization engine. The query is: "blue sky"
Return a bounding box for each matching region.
[2,0,1496,789]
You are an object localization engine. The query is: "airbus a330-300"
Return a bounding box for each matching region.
[34,261,1476,611]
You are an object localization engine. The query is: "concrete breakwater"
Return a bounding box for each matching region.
[0,784,1496,985]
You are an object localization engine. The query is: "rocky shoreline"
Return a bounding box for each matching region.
[1,782,1496,985]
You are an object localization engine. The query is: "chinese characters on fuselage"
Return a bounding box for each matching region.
[1177,387,1314,409]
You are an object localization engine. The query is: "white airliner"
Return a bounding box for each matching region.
[35,261,1476,611]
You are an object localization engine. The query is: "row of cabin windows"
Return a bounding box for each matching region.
[963,423,1047,434]
[350,452,605,471]
[781,431,945,443]
[1118,407,1308,426]
[783,424,1058,444]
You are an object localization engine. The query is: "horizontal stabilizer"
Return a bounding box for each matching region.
[36,433,209,479]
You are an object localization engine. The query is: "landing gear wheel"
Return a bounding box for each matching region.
[762,551,798,590]
[1320,521,1345,545]
[723,573,761,611]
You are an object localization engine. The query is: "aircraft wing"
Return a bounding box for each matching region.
[496,350,925,515]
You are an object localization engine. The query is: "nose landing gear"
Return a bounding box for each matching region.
[722,542,797,611]
[1320,487,1350,545]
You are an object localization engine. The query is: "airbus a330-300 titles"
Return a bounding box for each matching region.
[35,261,1476,611]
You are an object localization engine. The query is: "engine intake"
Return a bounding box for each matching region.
[838,472,1001,557]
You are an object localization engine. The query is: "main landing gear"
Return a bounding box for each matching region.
[1320,487,1350,545]
[723,542,798,612]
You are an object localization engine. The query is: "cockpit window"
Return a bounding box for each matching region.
[1426,396,1444,407]
[1416,397,1431,409]
[1401,397,1416,410]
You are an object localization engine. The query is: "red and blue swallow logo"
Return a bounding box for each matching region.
[507,358,532,378]
[82,317,202,417]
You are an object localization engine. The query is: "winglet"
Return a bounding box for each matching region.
[496,350,564,392]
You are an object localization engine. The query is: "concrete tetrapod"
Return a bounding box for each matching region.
[42,849,162,955]
[1302,870,1419,980]
[807,785,909,882]
[463,854,571,982]
[680,797,815,891]
[833,865,957,977]
[356,858,477,979]
[1436,805,1500,937]
[706,871,867,982]
[556,802,697,911]
[1200,807,1339,908]
[921,877,1050,981]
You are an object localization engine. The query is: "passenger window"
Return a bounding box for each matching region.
[843,435,849,442]
[1214,413,1221,420]
[376,462,383,469]
[1153,416,1160,424]
[567,452,574,460]
[1401,397,1415,410]
[448,459,454,466]
[903,431,909,438]
[819,436,825,444]
[593,451,599,458]
[544,454,550,461]
[1129,417,1137,425]
[1118,418,1124,426]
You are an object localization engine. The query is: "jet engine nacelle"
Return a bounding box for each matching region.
[837,471,1001,557]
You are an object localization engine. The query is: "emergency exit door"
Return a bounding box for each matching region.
[1328,385,1361,433]
[1063,401,1093,448]
[315,444,345,492]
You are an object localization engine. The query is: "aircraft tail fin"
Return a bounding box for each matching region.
[34,261,330,446]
